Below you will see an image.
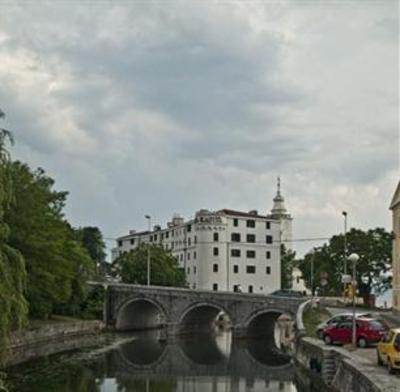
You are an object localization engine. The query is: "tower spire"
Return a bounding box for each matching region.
[270,176,288,217]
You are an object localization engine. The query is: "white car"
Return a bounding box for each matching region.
[316,312,372,339]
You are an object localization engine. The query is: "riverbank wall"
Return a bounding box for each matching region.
[7,320,105,366]
[295,337,398,392]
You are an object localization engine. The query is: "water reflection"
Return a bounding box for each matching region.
[9,331,299,392]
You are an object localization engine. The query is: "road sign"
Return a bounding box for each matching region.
[341,274,352,284]
[320,278,328,287]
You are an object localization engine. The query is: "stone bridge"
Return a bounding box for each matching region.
[96,283,305,338]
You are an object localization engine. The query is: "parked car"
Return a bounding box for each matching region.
[316,312,372,339]
[270,289,305,298]
[377,328,400,374]
[322,318,387,348]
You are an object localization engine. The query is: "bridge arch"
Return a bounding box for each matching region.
[178,301,232,334]
[243,308,295,342]
[115,296,167,331]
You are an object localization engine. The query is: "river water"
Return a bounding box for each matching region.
[8,330,310,392]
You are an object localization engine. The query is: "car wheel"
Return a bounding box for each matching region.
[377,350,383,366]
[388,357,395,374]
[358,337,367,348]
[324,335,332,345]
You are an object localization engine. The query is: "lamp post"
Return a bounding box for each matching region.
[145,215,151,286]
[349,252,360,347]
[342,211,348,297]
[342,211,348,274]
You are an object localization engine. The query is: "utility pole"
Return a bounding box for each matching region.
[145,215,151,286]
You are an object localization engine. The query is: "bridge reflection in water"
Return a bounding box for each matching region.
[106,330,295,391]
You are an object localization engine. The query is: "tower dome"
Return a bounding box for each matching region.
[270,177,290,218]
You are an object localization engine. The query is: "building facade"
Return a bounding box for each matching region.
[112,183,292,294]
[390,181,400,314]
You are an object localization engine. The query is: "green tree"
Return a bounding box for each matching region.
[75,227,106,278]
[118,244,186,287]
[4,162,94,318]
[0,110,27,359]
[298,228,392,302]
[281,244,295,289]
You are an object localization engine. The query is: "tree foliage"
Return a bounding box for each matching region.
[298,227,392,300]
[75,227,107,279]
[4,162,94,318]
[118,244,186,287]
[281,245,295,289]
[0,111,27,358]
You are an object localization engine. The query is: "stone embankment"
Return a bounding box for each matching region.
[296,337,399,392]
[7,320,104,365]
[295,300,400,392]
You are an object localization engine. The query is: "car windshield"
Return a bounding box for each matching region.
[367,320,384,330]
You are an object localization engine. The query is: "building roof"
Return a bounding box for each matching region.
[118,230,150,240]
[218,209,268,219]
[390,181,400,210]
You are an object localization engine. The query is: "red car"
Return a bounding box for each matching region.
[322,318,387,348]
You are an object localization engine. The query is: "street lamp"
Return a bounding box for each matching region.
[145,215,151,286]
[349,252,360,347]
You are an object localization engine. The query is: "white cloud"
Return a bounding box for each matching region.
[0,0,398,257]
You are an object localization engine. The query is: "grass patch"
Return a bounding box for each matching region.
[303,306,331,338]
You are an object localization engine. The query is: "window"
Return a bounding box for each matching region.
[149,235,153,242]
[118,240,123,247]
[194,236,197,244]
[248,285,253,293]
[259,286,263,291]
[246,234,256,243]
[154,234,157,241]
[187,224,192,232]
[266,221,271,229]
[233,218,238,227]
[130,238,135,245]
[233,285,240,292]
[246,220,255,228]
[266,235,273,244]
[188,237,191,246]
[246,250,256,258]
[188,252,191,260]
[213,264,218,272]
[246,265,256,274]
[161,234,164,240]
[231,249,241,257]
[213,283,218,291]
[166,232,169,239]
[266,266,271,275]
[194,251,196,259]
[213,247,219,256]
[266,251,271,259]
[194,266,197,274]
[233,265,239,273]
[213,232,219,242]
[231,233,241,242]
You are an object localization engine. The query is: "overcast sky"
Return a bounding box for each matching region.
[0,0,398,257]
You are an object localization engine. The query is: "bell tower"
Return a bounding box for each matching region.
[268,177,293,249]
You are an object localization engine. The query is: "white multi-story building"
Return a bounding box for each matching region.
[112,181,292,294]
